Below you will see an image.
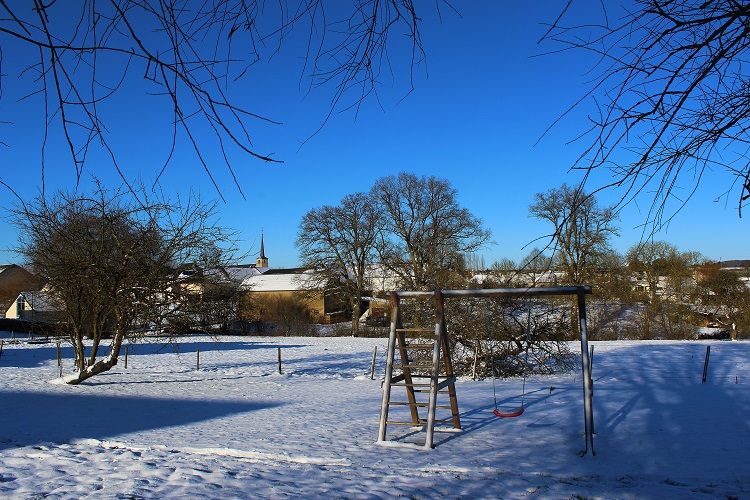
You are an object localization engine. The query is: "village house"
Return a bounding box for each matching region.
[0,264,46,318]
[5,289,64,323]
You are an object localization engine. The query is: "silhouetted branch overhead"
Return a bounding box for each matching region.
[543,0,750,227]
[1,1,434,196]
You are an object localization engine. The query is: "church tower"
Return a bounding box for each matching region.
[256,232,269,268]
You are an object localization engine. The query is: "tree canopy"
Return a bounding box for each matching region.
[529,183,619,285]
[373,172,491,291]
[296,191,381,335]
[13,184,237,383]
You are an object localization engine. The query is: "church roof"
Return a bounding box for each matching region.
[239,268,322,292]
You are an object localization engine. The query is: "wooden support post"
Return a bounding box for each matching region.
[424,291,443,449]
[196,347,200,371]
[588,343,595,436]
[370,346,377,380]
[277,347,282,374]
[378,292,400,443]
[0,339,3,358]
[578,288,595,455]
[124,345,129,369]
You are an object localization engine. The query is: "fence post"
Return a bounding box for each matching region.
[277,347,282,374]
[370,346,377,380]
[472,339,479,380]
[702,345,711,383]
[196,347,200,371]
[56,341,62,377]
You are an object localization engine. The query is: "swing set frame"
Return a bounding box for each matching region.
[379,285,595,455]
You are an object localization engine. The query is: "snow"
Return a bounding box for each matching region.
[1,333,749,499]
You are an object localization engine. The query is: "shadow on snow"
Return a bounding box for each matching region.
[0,390,281,451]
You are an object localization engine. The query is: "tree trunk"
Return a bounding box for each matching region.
[351,298,361,336]
[65,332,124,385]
[72,333,86,373]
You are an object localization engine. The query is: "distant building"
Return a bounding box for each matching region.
[233,234,344,323]
[6,289,64,323]
[0,265,46,317]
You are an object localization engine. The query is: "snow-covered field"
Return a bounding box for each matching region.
[1,333,749,499]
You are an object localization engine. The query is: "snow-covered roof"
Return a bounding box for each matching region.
[224,265,263,282]
[19,291,62,312]
[240,268,323,292]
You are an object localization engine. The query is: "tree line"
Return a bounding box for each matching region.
[297,177,750,348]
[13,174,748,383]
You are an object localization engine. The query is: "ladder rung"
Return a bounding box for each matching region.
[388,402,452,408]
[402,344,435,350]
[396,328,433,333]
[389,375,452,385]
[394,363,434,369]
[385,420,423,426]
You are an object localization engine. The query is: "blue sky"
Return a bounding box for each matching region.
[1,1,747,268]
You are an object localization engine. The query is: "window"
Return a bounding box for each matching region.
[16,295,25,319]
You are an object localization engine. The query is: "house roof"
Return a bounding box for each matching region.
[0,265,46,312]
[222,265,263,283]
[240,268,322,292]
[19,291,62,312]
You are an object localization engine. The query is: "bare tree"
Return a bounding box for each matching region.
[0,1,436,196]
[529,183,619,285]
[296,192,381,335]
[518,249,555,286]
[626,241,700,305]
[544,0,750,227]
[695,262,750,337]
[13,184,237,384]
[372,172,491,291]
[626,241,702,339]
[445,293,576,380]
[487,258,518,287]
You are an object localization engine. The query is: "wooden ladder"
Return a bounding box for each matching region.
[377,290,461,448]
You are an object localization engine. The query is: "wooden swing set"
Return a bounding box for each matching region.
[377,286,595,455]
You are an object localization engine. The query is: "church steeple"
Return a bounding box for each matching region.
[256,231,269,268]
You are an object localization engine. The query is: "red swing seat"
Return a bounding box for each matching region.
[494,407,524,418]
